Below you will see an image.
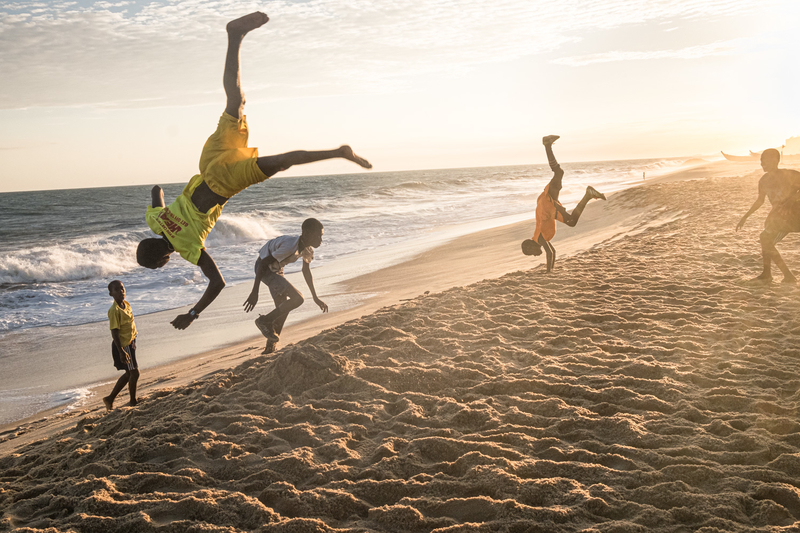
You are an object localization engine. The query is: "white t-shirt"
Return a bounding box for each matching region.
[258,235,314,273]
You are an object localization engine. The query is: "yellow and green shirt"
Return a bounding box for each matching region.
[108,299,137,347]
[145,174,223,265]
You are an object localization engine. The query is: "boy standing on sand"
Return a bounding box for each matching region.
[137,12,371,330]
[522,135,606,272]
[104,280,139,411]
[243,218,328,354]
[736,148,800,283]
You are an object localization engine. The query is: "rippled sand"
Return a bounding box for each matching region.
[5,170,800,532]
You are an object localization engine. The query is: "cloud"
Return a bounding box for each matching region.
[552,39,741,67]
[0,0,772,109]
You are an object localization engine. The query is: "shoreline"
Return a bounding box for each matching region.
[0,159,761,446]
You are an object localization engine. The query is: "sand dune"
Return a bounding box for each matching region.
[5,170,800,532]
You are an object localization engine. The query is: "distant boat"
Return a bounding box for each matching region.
[721,151,760,162]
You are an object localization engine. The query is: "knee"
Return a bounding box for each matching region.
[256,159,283,178]
[286,290,304,309]
[759,231,775,248]
[130,369,140,379]
[293,292,305,308]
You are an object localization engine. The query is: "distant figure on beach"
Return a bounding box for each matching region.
[137,12,371,330]
[736,148,800,283]
[521,135,607,272]
[243,218,328,354]
[103,280,139,411]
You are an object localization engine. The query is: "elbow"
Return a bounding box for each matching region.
[211,275,226,292]
[152,185,162,193]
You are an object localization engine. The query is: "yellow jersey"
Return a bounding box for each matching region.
[145,174,223,265]
[108,299,137,347]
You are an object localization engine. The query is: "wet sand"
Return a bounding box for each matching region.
[7,161,800,532]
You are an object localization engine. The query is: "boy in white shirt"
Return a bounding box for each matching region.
[243,218,328,353]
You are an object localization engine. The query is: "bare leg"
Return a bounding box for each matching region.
[261,289,304,338]
[256,283,304,342]
[103,373,130,411]
[755,234,773,282]
[758,232,796,283]
[128,369,140,406]
[774,253,796,283]
[257,145,372,177]
[224,12,269,119]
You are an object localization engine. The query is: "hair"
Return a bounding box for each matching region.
[301,218,324,235]
[108,280,123,292]
[521,239,543,256]
[761,148,781,163]
[137,238,171,269]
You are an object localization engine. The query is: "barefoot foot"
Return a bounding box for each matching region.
[747,273,773,285]
[103,396,113,412]
[339,145,372,169]
[129,399,139,407]
[542,135,560,146]
[227,12,269,38]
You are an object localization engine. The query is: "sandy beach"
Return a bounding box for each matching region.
[7,160,800,532]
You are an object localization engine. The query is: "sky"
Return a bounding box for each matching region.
[1,0,799,192]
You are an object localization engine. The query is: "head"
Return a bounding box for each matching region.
[108,280,125,303]
[761,148,781,172]
[301,218,324,248]
[137,238,172,269]
[521,239,542,256]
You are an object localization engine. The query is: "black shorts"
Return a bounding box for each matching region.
[112,341,138,371]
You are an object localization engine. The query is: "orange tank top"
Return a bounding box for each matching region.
[532,183,565,243]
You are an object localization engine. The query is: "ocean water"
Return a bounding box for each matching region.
[0,159,692,425]
[0,159,683,338]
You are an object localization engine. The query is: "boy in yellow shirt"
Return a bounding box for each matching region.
[137,12,371,330]
[103,280,139,410]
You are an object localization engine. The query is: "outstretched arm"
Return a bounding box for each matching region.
[243,257,275,312]
[171,250,226,330]
[302,261,328,313]
[737,189,766,231]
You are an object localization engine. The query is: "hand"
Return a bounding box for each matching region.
[314,297,328,313]
[131,338,137,351]
[122,345,132,364]
[243,291,259,313]
[736,216,747,231]
[171,313,195,330]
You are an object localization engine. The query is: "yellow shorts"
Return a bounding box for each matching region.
[199,113,269,198]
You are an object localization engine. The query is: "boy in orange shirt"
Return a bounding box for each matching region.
[103,280,139,410]
[522,135,606,272]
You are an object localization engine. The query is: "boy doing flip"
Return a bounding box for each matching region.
[736,148,800,283]
[137,12,371,330]
[243,218,327,354]
[104,280,139,410]
[522,135,606,272]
